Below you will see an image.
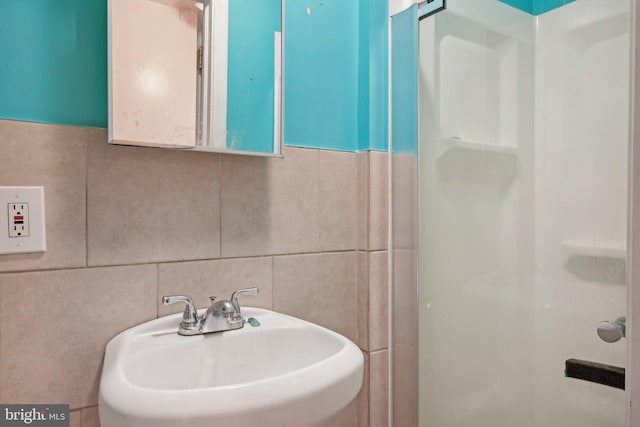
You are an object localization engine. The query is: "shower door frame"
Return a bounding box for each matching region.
[628,3,640,424]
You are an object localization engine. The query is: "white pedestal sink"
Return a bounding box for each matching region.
[99,307,364,427]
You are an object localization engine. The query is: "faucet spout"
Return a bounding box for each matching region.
[162,288,260,336]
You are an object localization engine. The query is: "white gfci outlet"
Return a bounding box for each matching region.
[0,187,46,255]
[8,202,29,237]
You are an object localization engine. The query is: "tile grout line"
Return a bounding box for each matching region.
[0,261,2,402]
[218,154,223,258]
[85,129,90,269]
[155,263,160,319]
[271,255,275,311]
[69,404,99,412]
[0,250,363,276]
[366,151,371,252]
[316,148,322,251]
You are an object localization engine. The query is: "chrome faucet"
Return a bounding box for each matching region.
[162,287,259,336]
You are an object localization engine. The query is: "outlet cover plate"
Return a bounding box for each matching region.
[0,187,46,255]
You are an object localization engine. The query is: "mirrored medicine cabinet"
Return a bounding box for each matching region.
[108,0,283,157]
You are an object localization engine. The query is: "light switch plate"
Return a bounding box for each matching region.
[0,187,46,255]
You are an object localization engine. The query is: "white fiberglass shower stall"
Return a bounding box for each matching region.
[390,0,640,425]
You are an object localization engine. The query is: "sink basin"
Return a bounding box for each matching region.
[99,307,364,427]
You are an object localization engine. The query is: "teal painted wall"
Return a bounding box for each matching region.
[0,0,386,152]
[356,0,388,152]
[0,0,107,128]
[367,0,388,152]
[358,0,370,152]
[227,0,281,153]
[285,0,388,152]
[498,0,575,15]
[284,0,359,151]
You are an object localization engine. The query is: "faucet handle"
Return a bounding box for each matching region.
[229,288,258,325]
[231,287,259,303]
[162,295,199,324]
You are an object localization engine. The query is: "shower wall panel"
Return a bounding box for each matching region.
[532,1,629,424]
